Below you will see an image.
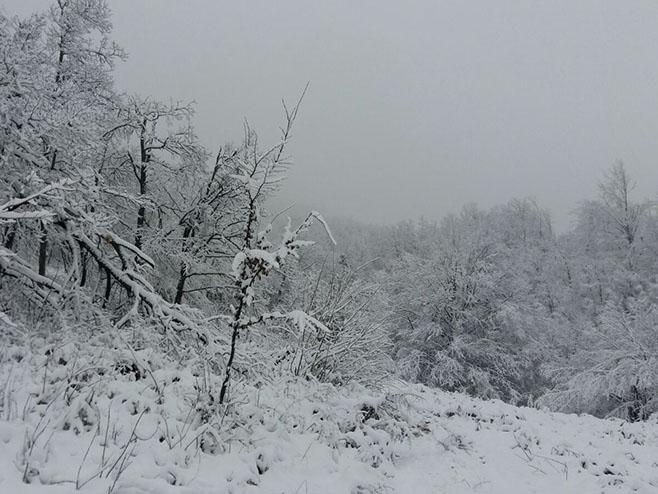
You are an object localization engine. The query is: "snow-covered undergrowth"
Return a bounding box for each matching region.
[2,332,658,494]
[0,328,411,494]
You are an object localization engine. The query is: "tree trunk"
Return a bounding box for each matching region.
[173,226,194,304]
[4,224,17,250]
[135,121,149,250]
[38,222,48,276]
[103,266,112,307]
[134,162,147,250]
[80,250,88,287]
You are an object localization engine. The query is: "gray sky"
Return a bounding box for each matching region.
[8,1,658,230]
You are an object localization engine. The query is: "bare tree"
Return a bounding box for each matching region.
[598,161,646,248]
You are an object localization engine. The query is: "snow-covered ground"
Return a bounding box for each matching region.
[390,389,658,494]
[3,362,658,494]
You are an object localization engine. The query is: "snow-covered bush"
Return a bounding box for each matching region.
[541,299,658,421]
[271,253,393,385]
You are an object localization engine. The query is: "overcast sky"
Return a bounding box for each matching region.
[8,1,658,231]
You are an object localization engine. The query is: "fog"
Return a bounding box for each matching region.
[8,0,658,230]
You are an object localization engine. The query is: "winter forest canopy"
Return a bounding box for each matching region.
[2,1,658,493]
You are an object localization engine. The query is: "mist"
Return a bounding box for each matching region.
[8,0,658,231]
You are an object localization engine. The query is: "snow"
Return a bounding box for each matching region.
[310,211,337,246]
[2,348,658,494]
[389,390,658,493]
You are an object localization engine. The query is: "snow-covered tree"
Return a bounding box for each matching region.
[541,299,658,421]
[389,206,547,402]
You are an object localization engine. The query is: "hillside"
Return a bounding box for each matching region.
[1,341,657,494]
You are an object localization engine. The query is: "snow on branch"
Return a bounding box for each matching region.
[0,178,75,223]
[0,310,17,328]
[0,247,63,304]
[98,230,156,269]
[74,232,202,333]
[231,211,336,306]
[309,211,337,246]
[0,210,55,223]
[234,308,329,334]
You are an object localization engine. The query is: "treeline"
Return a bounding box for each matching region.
[303,163,658,420]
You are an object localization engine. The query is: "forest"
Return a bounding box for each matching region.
[2,2,658,493]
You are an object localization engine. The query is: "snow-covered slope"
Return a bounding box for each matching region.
[391,388,658,493]
[1,348,658,494]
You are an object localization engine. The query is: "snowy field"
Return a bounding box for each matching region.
[1,345,657,494]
